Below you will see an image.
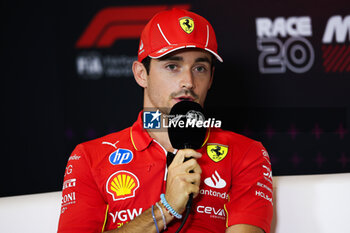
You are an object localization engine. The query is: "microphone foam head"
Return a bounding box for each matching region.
[168,101,207,149]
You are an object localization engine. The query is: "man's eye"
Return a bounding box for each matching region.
[194,66,207,73]
[166,64,177,70]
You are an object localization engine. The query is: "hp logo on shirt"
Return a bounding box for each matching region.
[109,148,133,165]
[143,110,161,129]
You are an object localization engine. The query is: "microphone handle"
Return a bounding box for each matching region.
[183,143,194,209]
[174,145,195,233]
[186,193,193,208]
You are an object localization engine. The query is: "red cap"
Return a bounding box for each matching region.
[138,8,223,62]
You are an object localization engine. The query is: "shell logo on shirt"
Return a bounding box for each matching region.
[106,170,140,201]
[207,144,228,162]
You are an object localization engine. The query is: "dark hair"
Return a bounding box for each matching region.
[141,55,216,75]
[141,56,152,75]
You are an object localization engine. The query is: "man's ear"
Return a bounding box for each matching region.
[132,61,148,88]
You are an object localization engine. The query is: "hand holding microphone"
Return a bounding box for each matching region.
[165,149,202,214]
[164,101,207,232]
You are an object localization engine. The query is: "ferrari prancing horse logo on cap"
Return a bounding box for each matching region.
[179,17,194,34]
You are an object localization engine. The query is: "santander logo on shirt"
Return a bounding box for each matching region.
[204,171,226,189]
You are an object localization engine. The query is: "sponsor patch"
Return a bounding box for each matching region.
[109,208,143,223]
[207,144,228,162]
[179,17,194,34]
[200,189,228,199]
[61,192,76,207]
[63,178,76,190]
[109,148,133,165]
[196,205,226,220]
[106,171,140,201]
[68,154,81,161]
[204,170,227,189]
[255,190,273,205]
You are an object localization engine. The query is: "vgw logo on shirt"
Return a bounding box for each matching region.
[109,148,133,165]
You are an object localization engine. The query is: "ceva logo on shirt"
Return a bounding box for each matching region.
[109,148,133,165]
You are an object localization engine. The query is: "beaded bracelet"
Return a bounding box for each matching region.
[160,194,182,219]
[151,205,160,233]
[155,202,167,230]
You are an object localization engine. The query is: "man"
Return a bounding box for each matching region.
[58,8,273,233]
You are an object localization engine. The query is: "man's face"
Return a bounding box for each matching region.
[143,49,214,112]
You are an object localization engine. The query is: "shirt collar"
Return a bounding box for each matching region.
[130,111,153,151]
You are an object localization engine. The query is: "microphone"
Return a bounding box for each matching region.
[167,100,207,233]
[168,100,206,150]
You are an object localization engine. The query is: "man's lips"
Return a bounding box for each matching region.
[174,96,195,102]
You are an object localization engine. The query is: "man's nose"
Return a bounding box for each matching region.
[180,68,195,90]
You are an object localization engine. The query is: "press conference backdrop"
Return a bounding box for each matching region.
[2,0,349,197]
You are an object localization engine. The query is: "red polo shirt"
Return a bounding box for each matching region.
[58,112,273,233]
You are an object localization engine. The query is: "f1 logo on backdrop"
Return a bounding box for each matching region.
[255,16,315,74]
[321,15,350,73]
[76,4,190,48]
[75,4,190,79]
